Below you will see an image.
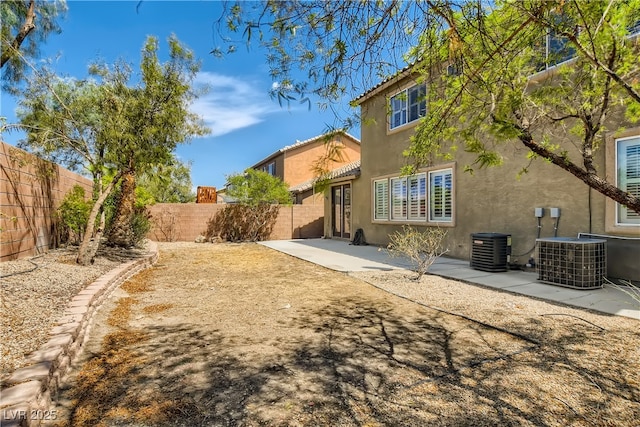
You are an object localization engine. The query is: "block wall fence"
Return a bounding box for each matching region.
[147,203,324,242]
[1,141,94,261]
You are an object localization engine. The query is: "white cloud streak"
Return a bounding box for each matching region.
[190,72,281,138]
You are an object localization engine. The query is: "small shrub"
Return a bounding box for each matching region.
[131,206,152,247]
[153,210,177,242]
[57,185,93,245]
[604,277,640,305]
[387,225,448,280]
[205,204,279,242]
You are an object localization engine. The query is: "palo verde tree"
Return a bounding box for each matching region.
[217,0,640,216]
[17,70,119,265]
[405,0,640,214]
[0,0,67,92]
[92,35,208,249]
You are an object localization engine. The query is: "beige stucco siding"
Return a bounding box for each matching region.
[348,79,639,263]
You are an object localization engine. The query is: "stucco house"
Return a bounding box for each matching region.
[251,131,361,204]
[323,54,640,283]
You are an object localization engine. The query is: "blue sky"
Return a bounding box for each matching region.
[1,1,360,189]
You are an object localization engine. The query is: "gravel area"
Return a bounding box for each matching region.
[0,245,148,382]
[45,243,639,426]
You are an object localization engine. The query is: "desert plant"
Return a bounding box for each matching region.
[205,204,279,242]
[130,206,152,247]
[57,185,92,245]
[153,210,177,242]
[387,225,448,281]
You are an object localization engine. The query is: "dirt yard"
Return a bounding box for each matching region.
[49,242,639,427]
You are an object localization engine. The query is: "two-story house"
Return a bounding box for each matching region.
[323,44,640,283]
[251,131,361,204]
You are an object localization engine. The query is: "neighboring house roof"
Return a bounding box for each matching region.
[290,160,361,193]
[250,130,361,169]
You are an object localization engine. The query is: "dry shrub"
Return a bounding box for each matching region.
[387,225,448,280]
[205,203,280,242]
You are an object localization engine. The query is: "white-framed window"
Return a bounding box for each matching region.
[262,161,276,176]
[390,177,408,220]
[616,136,640,225]
[389,84,426,130]
[408,173,427,220]
[429,169,453,222]
[373,179,389,220]
[372,169,452,224]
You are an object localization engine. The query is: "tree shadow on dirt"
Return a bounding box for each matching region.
[56,295,639,427]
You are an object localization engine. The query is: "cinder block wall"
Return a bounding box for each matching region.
[147,203,324,242]
[1,141,93,261]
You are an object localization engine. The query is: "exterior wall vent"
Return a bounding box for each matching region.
[470,233,512,272]
[536,237,607,289]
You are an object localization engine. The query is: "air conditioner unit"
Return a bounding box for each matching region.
[470,233,511,272]
[536,237,606,289]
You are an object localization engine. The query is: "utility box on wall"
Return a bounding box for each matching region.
[536,237,606,289]
[470,233,512,272]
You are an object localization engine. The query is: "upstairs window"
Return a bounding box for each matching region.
[389,84,426,130]
[617,136,640,225]
[262,161,276,176]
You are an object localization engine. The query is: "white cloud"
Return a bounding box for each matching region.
[190,72,281,138]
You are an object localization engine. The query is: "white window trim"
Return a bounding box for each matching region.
[615,135,640,226]
[388,83,426,131]
[371,166,455,226]
[428,169,453,223]
[373,179,389,221]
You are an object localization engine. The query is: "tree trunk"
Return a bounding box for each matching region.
[107,169,137,248]
[0,0,36,68]
[77,173,121,266]
[518,129,640,214]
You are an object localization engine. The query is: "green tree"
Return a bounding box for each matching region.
[217,0,640,215]
[0,0,67,92]
[136,156,196,203]
[57,184,92,245]
[17,35,208,264]
[225,168,292,206]
[17,70,119,264]
[405,0,640,214]
[91,35,208,249]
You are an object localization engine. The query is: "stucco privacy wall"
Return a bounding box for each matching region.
[1,141,93,261]
[147,203,324,242]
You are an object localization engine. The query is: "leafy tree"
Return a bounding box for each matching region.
[405,0,640,214]
[17,70,118,264]
[217,0,640,215]
[225,168,292,206]
[96,35,208,248]
[57,184,92,245]
[17,35,208,264]
[0,0,67,92]
[136,156,196,203]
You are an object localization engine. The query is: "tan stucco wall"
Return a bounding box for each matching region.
[344,77,640,264]
[283,135,361,188]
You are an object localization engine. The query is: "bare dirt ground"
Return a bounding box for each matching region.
[49,242,639,427]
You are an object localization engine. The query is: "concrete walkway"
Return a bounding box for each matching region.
[259,238,640,320]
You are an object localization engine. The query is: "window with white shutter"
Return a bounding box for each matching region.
[391,177,408,220]
[408,174,426,220]
[429,169,453,222]
[373,179,389,220]
[617,136,640,225]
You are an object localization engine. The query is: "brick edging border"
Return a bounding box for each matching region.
[0,241,159,427]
